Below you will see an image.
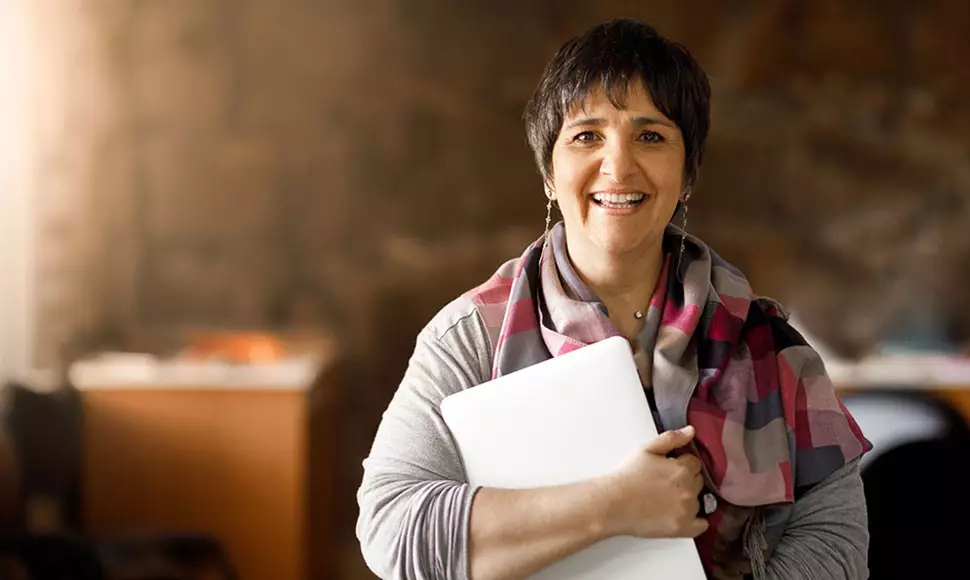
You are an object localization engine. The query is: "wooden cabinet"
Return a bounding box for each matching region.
[78,348,342,580]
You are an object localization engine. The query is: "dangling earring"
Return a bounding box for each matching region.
[545,197,554,237]
[544,187,555,238]
[679,189,692,263]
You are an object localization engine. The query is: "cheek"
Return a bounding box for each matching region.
[552,153,596,195]
[643,152,685,193]
[556,170,583,197]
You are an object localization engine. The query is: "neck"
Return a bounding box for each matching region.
[564,233,665,335]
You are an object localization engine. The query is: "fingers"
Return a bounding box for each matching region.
[692,473,705,494]
[685,517,710,538]
[673,453,703,476]
[644,425,696,455]
[686,495,700,518]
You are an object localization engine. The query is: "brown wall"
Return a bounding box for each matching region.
[30,0,970,365]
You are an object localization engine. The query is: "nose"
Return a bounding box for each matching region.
[600,140,635,181]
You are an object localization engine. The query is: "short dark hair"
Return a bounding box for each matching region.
[523,19,711,190]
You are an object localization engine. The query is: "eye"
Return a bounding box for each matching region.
[572,131,599,143]
[638,130,666,143]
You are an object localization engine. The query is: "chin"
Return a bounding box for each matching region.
[591,231,649,257]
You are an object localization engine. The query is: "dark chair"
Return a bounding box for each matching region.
[843,391,970,580]
[0,534,105,580]
[96,533,237,580]
[1,381,237,580]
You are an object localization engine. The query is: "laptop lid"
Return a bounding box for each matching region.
[440,336,705,579]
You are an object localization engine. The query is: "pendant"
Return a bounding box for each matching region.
[634,310,644,319]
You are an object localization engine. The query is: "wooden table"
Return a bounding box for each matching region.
[74,345,342,580]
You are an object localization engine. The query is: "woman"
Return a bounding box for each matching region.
[357,18,871,580]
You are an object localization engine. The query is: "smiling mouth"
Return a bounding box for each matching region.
[591,192,647,209]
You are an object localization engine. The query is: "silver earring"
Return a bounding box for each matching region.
[679,191,691,262]
[544,196,554,238]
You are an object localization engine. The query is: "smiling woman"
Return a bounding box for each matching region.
[357,18,871,580]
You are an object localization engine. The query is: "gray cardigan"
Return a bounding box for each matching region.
[356,296,870,579]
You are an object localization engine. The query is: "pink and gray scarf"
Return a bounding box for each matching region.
[465,222,871,578]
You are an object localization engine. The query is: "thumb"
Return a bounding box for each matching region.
[644,426,696,455]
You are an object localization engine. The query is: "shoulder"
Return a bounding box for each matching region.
[747,296,831,383]
[422,294,490,345]
[424,252,519,344]
[751,296,810,350]
[412,254,526,388]
[411,293,497,394]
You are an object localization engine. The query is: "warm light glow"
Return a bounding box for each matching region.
[0,0,34,379]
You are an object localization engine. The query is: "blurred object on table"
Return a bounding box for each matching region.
[181,333,285,365]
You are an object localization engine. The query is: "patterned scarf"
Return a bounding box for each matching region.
[465,222,871,579]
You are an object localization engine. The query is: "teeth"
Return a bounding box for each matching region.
[592,192,646,204]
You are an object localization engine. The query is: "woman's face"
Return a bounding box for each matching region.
[549,81,686,259]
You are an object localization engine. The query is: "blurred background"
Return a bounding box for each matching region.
[1,0,968,579]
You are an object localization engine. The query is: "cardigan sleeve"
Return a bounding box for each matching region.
[355,296,493,579]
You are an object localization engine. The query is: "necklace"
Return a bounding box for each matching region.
[634,310,644,319]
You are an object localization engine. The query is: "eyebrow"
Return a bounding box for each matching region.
[564,116,676,130]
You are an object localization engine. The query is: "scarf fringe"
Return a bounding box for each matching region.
[743,509,769,580]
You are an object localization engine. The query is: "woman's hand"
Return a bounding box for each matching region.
[596,425,710,539]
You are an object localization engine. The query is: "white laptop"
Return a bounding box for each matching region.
[440,336,706,580]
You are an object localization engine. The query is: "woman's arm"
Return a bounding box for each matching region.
[762,460,869,580]
[468,481,614,579]
[355,301,489,580]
